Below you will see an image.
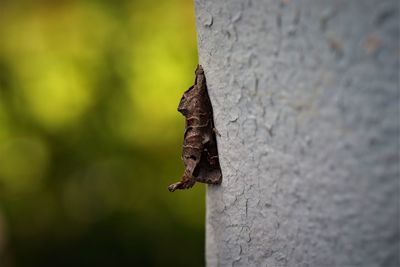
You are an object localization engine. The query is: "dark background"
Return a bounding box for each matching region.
[0,0,204,266]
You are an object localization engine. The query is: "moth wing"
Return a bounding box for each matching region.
[177,86,194,114]
[192,149,222,185]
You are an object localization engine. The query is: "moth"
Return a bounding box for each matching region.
[168,64,222,192]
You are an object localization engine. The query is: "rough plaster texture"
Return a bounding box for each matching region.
[194,0,399,266]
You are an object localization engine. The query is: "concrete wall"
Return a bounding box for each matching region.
[195,0,399,266]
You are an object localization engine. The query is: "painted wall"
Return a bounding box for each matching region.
[195,0,399,266]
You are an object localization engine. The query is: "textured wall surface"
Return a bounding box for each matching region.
[195,0,399,266]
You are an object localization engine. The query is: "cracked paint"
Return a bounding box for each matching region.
[195,0,399,266]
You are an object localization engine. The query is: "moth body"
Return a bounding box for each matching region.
[168,65,222,192]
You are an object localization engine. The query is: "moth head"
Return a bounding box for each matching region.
[195,64,204,75]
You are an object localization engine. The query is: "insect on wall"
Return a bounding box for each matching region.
[168,65,222,192]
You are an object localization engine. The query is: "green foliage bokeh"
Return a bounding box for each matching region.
[0,1,204,266]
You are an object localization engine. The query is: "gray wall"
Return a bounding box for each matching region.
[195,0,399,266]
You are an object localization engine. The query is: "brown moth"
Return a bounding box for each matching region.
[168,65,222,192]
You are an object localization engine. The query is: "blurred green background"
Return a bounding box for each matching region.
[0,0,204,266]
